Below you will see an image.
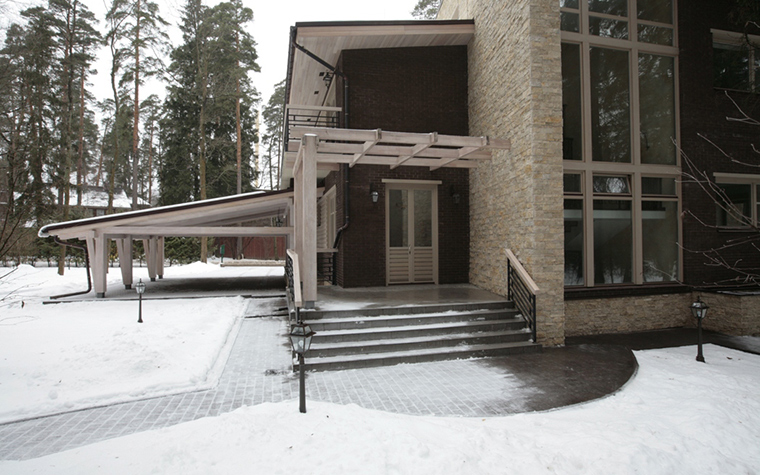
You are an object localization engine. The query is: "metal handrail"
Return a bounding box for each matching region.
[285,250,303,322]
[505,249,539,343]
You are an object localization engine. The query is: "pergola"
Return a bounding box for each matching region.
[286,126,510,307]
[38,190,295,297]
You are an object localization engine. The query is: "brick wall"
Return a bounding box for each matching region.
[440,0,566,345]
[328,46,471,288]
[679,0,760,287]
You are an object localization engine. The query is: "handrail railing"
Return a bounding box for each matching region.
[285,249,303,322]
[505,249,540,343]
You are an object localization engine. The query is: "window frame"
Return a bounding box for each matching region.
[711,29,760,93]
[714,173,760,229]
[561,0,682,287]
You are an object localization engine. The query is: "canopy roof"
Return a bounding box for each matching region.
[287,20,475,108]
[38,189,296,241]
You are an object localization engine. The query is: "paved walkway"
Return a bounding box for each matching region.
[0,297,639,461]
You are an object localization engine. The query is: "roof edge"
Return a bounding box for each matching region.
[38,189,294,237]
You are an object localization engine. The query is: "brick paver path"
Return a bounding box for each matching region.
[0,298,635,461]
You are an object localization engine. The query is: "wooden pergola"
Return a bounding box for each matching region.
[286,126,510,307]
[38,190,295,297]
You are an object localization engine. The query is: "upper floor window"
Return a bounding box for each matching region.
[714,173,760,228]
[712,29,760,93]
[561,0,674,45]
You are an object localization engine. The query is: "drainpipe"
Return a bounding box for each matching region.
[51,236,92,299]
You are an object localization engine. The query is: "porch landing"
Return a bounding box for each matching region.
[314,283,507,311]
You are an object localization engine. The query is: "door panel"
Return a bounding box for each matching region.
[386,185,438,284]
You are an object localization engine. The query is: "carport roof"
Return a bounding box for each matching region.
[38,189,299,241]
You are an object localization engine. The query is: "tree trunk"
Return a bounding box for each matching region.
[131,0,141,210]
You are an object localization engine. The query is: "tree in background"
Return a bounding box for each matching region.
[260,79,285,190]
[160,0,260,262]
[106,0,168,210]
[412,0,440,20]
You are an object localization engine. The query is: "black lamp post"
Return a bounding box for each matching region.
[690,296,709,363]
[135,279,146,323]
[289,322,315,413]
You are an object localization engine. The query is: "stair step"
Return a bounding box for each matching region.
[298,341,542,372]
[303,308,520,331]
[308,329,532,358]
[311,318,528,343]
[303,300,514,320]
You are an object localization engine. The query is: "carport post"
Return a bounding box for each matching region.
[157,237,165,279]
[116,238,133,289]
[86,231,108,298]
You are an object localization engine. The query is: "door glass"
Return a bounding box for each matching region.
[389,189,408,247]
[414,190,433,247]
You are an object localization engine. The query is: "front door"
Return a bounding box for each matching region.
[386,184,438,284]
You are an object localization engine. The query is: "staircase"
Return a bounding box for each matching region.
[294,300,541,372]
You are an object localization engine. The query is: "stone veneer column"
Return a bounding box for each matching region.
[440,0,565,345]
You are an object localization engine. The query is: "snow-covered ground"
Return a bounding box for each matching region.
[1,264,760,474]
[0,263,260,423]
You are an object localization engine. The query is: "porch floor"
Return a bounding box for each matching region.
[314,284,507,311]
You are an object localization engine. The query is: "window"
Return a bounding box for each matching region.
[714,174,760,228]
[561,0,681,287]
[713,30,760,93]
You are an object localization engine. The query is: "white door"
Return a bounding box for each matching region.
[386,185,438,284]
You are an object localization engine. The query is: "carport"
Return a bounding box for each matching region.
[38,190,297,298]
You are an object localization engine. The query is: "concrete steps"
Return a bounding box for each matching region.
[294,301,540,372]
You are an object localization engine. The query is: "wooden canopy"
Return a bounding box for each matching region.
[289,126,510,307]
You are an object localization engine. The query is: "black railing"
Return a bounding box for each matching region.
[285,250,302,323]
[284,106,341,148]
[506,251,538,343]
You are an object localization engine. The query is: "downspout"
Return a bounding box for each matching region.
[51,236,92,299]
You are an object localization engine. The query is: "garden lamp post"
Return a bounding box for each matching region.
[135,279,146,324]
[289,322,315,413]
[690,296,709,363]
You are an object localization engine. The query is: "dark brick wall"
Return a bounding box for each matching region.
[679,0,760,287]
[327,45,470,287]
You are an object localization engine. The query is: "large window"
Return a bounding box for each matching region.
[713,30,760,93]
[561,0,681,287]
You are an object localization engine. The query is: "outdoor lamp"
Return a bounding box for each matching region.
[690,296,709,363]
[371,190,379,203]
[289,322,316,413]
[135,279,146,324]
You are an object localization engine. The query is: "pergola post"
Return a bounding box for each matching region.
[86,232,108,298]
[116,238,133,289]
[301,134,318,306]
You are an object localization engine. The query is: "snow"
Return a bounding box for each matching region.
[1,264,760,473]
[0,344,758,474]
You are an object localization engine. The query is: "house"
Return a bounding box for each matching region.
[280,0,760,344]
[38,0,759,342]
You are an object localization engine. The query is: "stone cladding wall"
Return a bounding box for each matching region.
[440,0,566,345]
[565,294,693,337]
[701,293,760,336]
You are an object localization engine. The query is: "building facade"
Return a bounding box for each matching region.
[282,0,760,344]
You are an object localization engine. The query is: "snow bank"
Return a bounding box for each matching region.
[0,297,245,424]
[2,345,759,474]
